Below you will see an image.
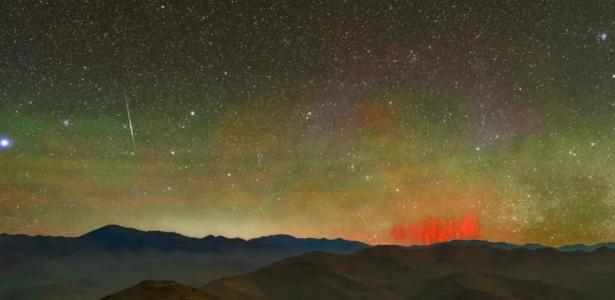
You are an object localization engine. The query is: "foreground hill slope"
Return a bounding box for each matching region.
[101,281,220,300]
[197,243,615,300]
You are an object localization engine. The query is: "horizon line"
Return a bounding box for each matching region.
[2,223,613,249]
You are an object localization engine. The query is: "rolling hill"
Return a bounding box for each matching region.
[196,243,615,300]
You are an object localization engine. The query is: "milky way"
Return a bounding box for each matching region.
[1,1,615,245]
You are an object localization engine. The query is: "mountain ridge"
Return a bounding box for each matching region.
[195,243,615,300]
[1,224,369,245]
[6,225,615,250]
[103,242,615,300]
[0,224,370,255]
[0,225,369,300]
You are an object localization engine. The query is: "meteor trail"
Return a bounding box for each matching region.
[123,87,136,155]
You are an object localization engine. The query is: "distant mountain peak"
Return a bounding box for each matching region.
[250,233,367,244]
[401,239,550,251]
[256,234,296,239]
[80,224,142,237]
[249,233,369,254]
[76,224,204,252]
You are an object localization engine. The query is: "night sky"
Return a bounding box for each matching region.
[2,0,615,246]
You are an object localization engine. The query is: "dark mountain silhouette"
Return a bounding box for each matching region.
[558,242,615,252]
[77,225,272,253]
[0,225,367,300]
[410,240,547,251]
[7,226,615,300]
[0,225,367,256]
[249,234,368,253]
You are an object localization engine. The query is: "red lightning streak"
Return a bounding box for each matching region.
[390,213,481,245]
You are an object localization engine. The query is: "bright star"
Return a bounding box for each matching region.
[0,137,12,149]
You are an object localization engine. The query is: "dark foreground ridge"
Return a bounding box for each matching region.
[105,242,615,300]
[101,281,220,300]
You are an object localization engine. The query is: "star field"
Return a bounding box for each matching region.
[2,0,615,245]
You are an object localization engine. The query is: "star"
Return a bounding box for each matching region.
[0,137,12,149]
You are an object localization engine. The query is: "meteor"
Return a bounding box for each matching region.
[123,87,136,155]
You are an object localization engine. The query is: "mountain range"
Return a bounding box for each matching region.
[107,242,615,300]
[4,225,615,300]
[0,225,367,300]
